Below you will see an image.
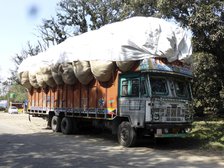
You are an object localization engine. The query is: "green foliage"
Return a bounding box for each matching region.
[57,0,88,33]
[9,42,41,84]
[38,17,68,46]
[8,84,28,103]
[157,0,224,115]
[190,120,224,150]
[55,0,157,33]
[157,0,224,55]
[189,1,224,56]
[192,52,222,115]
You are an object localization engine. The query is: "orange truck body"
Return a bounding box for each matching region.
[28,71,119,119]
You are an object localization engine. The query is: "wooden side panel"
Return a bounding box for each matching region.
[89,80,97,108]
[97,81,107,108]
[35,89,39,107]
[50,88,54,109]
[52,88,58,109]
[67,85,74,108]
[46,89,51,109]
[28,71,120,113]
[38,89,43,108]
[62,85,67,108]
[73,83,81,108]
[58,85,63,108]
[28,89,33,108]
[43,91,47,109]
[106,72,118,109]
[81,84,88,109]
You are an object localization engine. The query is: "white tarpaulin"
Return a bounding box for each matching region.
[18,16,192,87]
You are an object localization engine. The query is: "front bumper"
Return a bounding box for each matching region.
[145,122,192,138]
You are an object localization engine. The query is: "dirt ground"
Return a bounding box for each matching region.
[0,112,50,134]
[1,112,224,168]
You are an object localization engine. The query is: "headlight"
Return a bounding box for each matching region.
[185,128,192,133]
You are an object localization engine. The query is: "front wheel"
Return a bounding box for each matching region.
[117,121,136,147]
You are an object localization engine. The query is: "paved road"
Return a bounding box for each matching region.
[0,113,223,168]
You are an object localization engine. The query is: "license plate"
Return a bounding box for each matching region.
[156,129,162,135]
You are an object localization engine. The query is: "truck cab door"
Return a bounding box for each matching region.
[140,75,152,122]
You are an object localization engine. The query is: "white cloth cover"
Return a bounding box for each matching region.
[18,16,192,88]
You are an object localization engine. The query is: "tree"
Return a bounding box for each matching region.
[37,17,68,47]
[9,42,41,84]
[157,0,224,115]
[57,0,88,33]
[157,0,224,58]
[192,52,222,115]
[0,80,10,100]
[7,84,28,103]
[39,0,158,40]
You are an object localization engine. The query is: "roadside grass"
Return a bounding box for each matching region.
[189,116,224,151]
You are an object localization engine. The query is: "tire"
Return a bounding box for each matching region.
[61,117,73,134]
[117,121,136,147]
[51,116,61,132]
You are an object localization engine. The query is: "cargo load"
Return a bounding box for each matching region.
[18,16,192,89]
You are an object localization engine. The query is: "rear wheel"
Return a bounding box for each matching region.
[118,121,136,147]
[51,116,61,132]
[61,117,73,134]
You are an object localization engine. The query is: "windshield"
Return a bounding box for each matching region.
[150,77,168,96]
[149,76,191,99]
[173,80,190,98]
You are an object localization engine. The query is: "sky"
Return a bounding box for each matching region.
[0,0,59,80]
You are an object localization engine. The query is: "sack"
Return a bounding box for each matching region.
[40,67,57,88]
[116,61,136,72]
[90,61,114,82]
[29,72,40,88]
[59,62,77,85]
[19,71,32,90]
[51,63,64,85]
[36,70,47,88]
[73,61,93,85]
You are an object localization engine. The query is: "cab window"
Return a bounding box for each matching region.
[140,78,148,97]
[150,77,168,96]
[131,79,139,97]
[120,78,140,97]
[122,80,128,96]
[174,80,189,98]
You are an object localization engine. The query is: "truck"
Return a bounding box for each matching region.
[27,57,193,147]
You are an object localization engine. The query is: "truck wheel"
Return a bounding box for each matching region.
[61,117,73,134]
[51,116,61,132]
[118,121,136,147]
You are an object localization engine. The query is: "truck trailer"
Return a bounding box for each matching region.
[27,58,193,147]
